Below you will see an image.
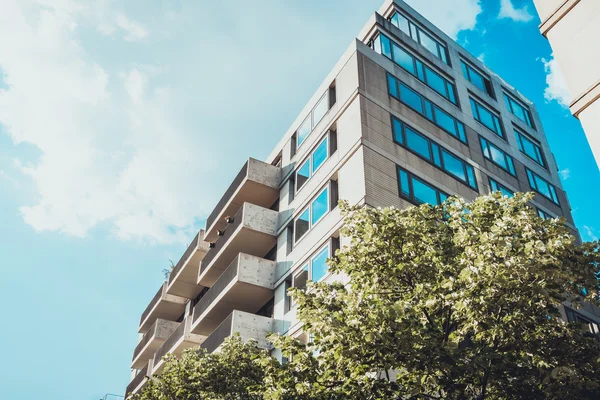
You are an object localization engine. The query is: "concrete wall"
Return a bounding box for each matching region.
[238,253,276,289]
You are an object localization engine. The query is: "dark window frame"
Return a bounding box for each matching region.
[503,91,535,130]
[460,59,495,98]
[514,127,546,169]
[525,167,560,206]
[397,166,450,206]
[479,136,516,176]
[470,96,505,139]
[488,177,514,197]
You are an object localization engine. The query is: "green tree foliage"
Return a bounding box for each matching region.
[135,193,600,399]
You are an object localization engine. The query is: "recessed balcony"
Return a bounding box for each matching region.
[131,318,180,369]
[138,282,187,334]
[200,310,273,354]
[166,230,210,299]
[191,253,275,335]
[125,360,152,399]
[204,158,281,243]
[198,203,278,287]
[152,313,206,374]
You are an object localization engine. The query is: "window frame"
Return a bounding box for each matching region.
[525,167,560,205]
[479,136,516,176]
[295,88,334,149]
[470,97,505,139]
[293,185,331,244]
[387,73,468,144]
[488,177,514,197]
[291,242,333,306]
[460,59,494,98]
[392,116,478,190]
[503,91,535,130]
[536,207,555,220]
[514,128,546,168]
[294,134,332,194]
[397,166,449,206]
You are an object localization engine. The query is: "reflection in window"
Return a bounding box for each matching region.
[515,129,545,168]
[504,92,534,129]
[311,188,329,225]
[470,98,504,138]
[525,168,560,205]
[389,10,449,65]
[295,136,332,193]
[294,208,310,242]
[537,208,554,220]
[489,178,514,197]
[392,117,477,189]
[387,73,467,144]
[397,166,449,206]
[480,136,516,176]
[311,246,329,282]
[461,60,494,97]
[296,88,335,148]
[296,159,310,191]
[294,185,333,243]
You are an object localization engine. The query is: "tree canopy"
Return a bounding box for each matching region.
[134,192,600,400]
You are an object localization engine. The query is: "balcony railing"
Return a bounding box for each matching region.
[132,319,159,362]
[169,231,201,285]
[194,255,240,319]
[206,161,249,232]
[125,364,148,399]
[201,206,243,274]
[153,320,185,366]
[201,312,234,354]
[139,285,163,327]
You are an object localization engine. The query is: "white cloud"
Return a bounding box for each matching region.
[559,168,570,180]
[406,0,482,39]
[583,226,598,242]
[499,0,534,22]
[477,53,486,63]
[115,13,148,42]
[541,55,572,108]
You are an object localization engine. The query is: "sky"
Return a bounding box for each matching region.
[0,0,598,399]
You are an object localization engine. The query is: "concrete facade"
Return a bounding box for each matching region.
[533,0,600,168]
[125,0,594,397]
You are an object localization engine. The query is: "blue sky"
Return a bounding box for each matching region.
[0,0,598,399]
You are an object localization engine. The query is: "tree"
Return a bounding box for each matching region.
[135,192,600,399]
[275,192,600,399]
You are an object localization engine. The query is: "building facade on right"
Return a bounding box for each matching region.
[533,0,600,168]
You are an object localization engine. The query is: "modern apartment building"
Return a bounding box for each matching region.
[125,0,597,397]
[532,0,600,168]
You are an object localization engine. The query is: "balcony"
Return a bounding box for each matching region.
[204,158,280,243]
[166,230,210,298]
[198,203,278,287]
[132,318,180,369]
[138,282,187,334]
[191,253,275,335]
[152,314,206,374]
[200,310,273,354]
[125,360,151,399]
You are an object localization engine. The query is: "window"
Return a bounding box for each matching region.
[295,135,331,192]
[387,73,467,144]
[372,33,457,105]
[461,60,494,97]
[489,178,514,197]
[392,117,477,189]
[294,185,332,242]
[292,243,331,294]
[537,208,554,220]
[389,10,449,65]
[515,129,545,168]
[480,136,516,176]
[525,168,560,205]
[564,307,600,339]
[470,98,504,138]
[504,92,534,129]
[295,87,335,148]
[397,167,449,206]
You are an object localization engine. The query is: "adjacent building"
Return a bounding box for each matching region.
[533,0,600,168]
[125,0,597,397]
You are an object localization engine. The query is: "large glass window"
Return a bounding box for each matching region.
[397,167,449,206]
[515,129,545,168]
[479,136,516,176]
[296,88,334,148]
[489,178,514,197]
[461,60,494,97]
[295,136,331,193]
[310,246,329,282]
[525,168,560,205]
[537,208,554,220]
[372,33,457,105]
[389,10,449,65]
[387,73,467,144]
[392,117,477,190]
[470,98,504,138]
[294,185,332,242]
[504,92,534,129]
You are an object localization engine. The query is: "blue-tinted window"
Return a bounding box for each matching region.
[389,11,449,65]
[296,159,310,191]
[311,188,329,225]
[296,89,333,148]
[504,92,534,129]
[537,208,554,220]
[397,166,449,206]
[489,178,513,197]
[310,246,329,282]
[392,117,477,190]
[373,33,456,105]
[515,129,545,168]
[470,98,504,138]
[461,60,493,97]
[312,94,329,128]
[525,168,560,205]
[312,137,328,172]
[295,208,310,242]
[297,117,311,147]
[388,74,467,144]
[480,136,516,175]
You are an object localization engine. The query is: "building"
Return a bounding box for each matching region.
[533,0,600,168]
[124,0,597,397]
